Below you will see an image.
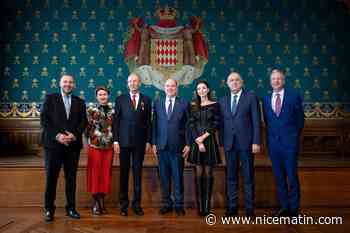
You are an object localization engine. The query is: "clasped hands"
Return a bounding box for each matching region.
[57,131,76,146]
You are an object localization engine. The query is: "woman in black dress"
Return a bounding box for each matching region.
[187,80,221,216]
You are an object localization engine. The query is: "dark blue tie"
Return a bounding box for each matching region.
[167,98,173,119]
[231,95,238,115]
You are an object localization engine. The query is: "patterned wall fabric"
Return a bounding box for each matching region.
[0,0,349,118]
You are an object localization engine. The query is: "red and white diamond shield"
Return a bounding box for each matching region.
[155,39,178,67]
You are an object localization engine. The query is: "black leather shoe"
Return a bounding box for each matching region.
[272,208,290,217]
[44,210,54,222]
[175,207,186,216]
[120,208,128,216]
[289,210,299,217]
[159,206,173,215]
[246,209,255,218]
[224,208,238,217]
[132,206,144,216]
[66,209,81,219]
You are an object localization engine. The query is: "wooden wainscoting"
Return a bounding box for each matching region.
[0,118,350,208]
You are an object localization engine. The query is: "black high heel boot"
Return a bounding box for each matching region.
[203,176,214,216]
[195,176,205,216]
[99,193,108,214]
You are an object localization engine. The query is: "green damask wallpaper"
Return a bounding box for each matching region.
[0,0,349,118]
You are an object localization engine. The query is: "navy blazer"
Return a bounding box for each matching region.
[152,97,190,152]
[262,88,304,151]
[112,93,152,148]
[219,90,261,151]
[40,93,87,150]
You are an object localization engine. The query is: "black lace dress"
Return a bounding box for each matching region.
[187,102,222,165]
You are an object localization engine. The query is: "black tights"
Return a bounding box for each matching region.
[195,165,213,178]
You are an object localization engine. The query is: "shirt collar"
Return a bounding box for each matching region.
[231,89,242,99]
[130,92,139,98]
[61,90,72,98]
[166,96,176,102]
[273,88,285,97]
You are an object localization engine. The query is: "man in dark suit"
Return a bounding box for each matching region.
[262,69,304,217]
[113,73,152,216]
[219,72,261,217]
[152,79,190,216]
[40,74,87,222]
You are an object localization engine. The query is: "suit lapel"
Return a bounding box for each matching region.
[69,96,77,120]
[135,93,143,112]
[226,95,232,118]
[161,98,167,117]
[169,97,179,121]
[279,89,288,117]
[57,94,68,120]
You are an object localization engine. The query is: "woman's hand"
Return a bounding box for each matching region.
[195,136,204,145]
[198,143,206,153]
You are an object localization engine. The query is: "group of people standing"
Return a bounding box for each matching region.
[40,69,304,222]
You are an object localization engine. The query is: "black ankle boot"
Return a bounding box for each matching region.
[92,194,102,215]
[99,193,107,214]
[195,176,205,216]
[203,177,214,216]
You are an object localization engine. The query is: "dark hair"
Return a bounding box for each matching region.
[194,80,213,110]
[95,86,110,96]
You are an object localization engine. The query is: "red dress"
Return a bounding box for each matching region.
[86,105,114,194]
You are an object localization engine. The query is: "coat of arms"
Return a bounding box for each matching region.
[124,6,208,89]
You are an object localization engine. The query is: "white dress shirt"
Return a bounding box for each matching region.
[231,89,243,107]
[165,96,176,114]
[271,88,285,112]
[61,91,72,119]
[130,92,140,109]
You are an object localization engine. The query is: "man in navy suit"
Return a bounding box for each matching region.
[40,74,87,222]
[112,73,152,216]
[262,69,304,217]
[219,72,261,217]
[152,79,190,216]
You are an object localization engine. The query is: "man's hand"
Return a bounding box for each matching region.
[182,145,190,158]
[65,131,76,141]
[113,143,120,155]
[198,143,206,153]
[252,144,261,154]
[56,134,70,146]
[152,145,158,156]
[145,143,151,154]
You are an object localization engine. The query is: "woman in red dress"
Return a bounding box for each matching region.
[86,87,114,215]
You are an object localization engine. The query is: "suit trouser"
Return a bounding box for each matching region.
[268,142,300,213]
[119,146,145,208]
[225,149,255,210]
[158,149,184,208]
[44,146,80,211]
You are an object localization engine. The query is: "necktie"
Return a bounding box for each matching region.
[132,94,137,110]
[275,93,281,116]
[167,98,173,119]
[231,95,238,115]
[63,95,71,119]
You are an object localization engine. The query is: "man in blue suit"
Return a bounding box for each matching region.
[219,72,261,217]
[262,69,304,217]
[152,78,191,216]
